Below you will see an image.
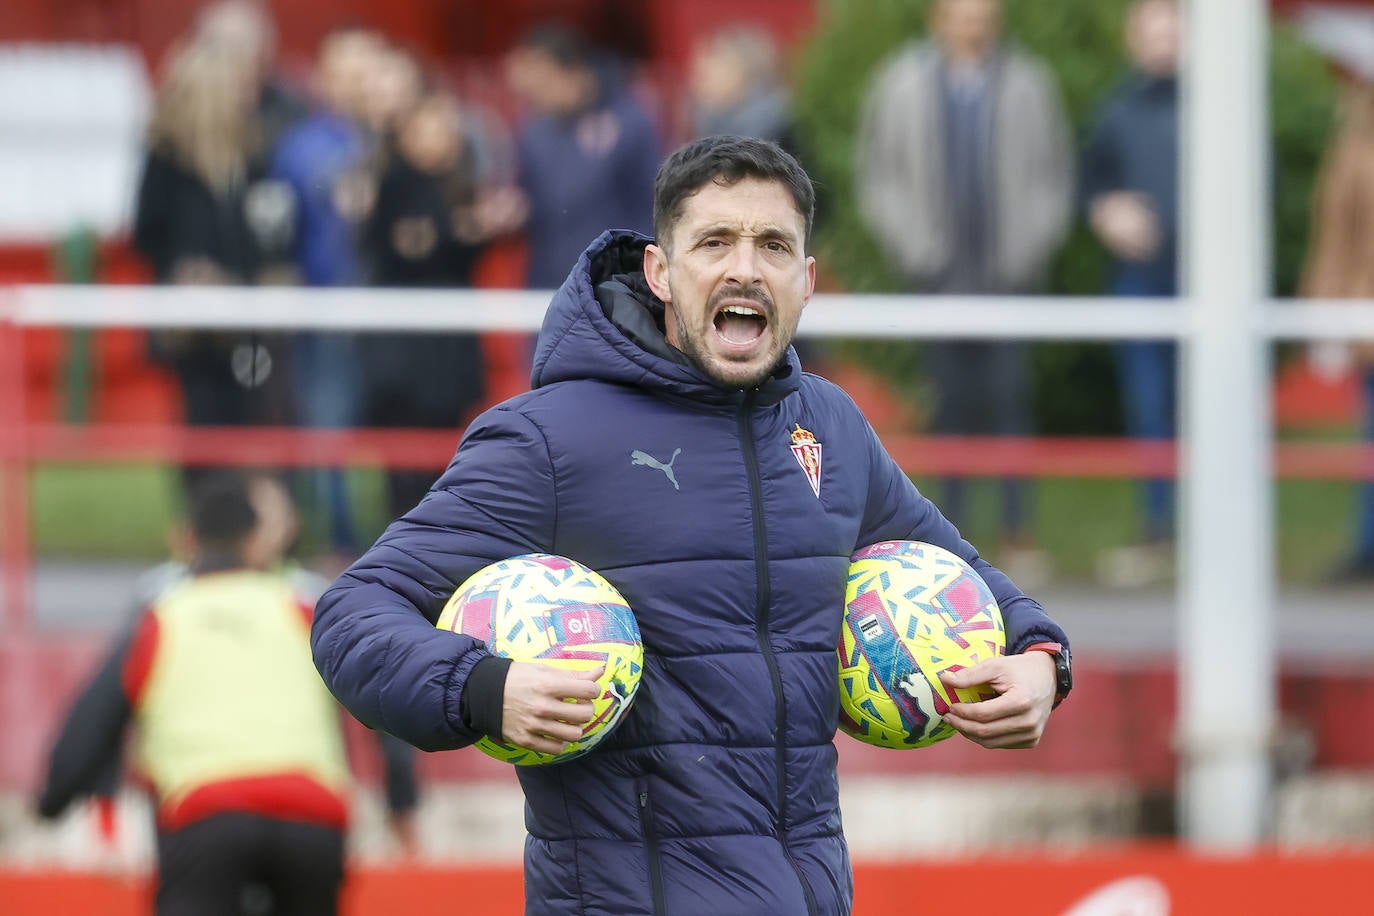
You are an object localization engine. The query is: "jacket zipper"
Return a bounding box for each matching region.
[638,788,667,916]
[737,394,820,916]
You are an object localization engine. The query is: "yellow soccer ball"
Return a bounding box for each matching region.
[437,554,643,765]
[838,541,1005,749]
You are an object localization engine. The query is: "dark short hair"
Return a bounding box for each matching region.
[653,136,815,246]
[188,472,258,550]
[515,22,591,69]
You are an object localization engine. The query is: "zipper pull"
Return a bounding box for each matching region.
[639,792,648,809]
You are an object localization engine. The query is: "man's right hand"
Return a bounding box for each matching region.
[1089,191,1161,262]
[500,663,603,755]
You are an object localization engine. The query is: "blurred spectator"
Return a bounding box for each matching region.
[1300,80,1374,582]
[271,24,382,288]
[193,0,308,158]
[270,25,387,558]
[686,24,793,150]
[360,90,490,525]
[505,23,660,289]
[135,40,260,288]
[132,37,295,493]
[36,472,418,914]
[855,0,1073,582]
[1082,0,1181,587]
[684,23,821,370]
[358,42,425,143]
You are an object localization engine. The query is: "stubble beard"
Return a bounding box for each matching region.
[668,306,787,391]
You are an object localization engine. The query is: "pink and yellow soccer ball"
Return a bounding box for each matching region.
[437,554,643,765]
[837,540,1005,749]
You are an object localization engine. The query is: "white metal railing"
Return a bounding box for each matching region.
[9,282,1374,339]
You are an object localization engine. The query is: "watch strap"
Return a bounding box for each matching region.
[1023,641,1071,708]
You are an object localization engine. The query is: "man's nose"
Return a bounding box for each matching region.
[723,242,763,286]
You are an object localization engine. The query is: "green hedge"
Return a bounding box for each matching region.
[792,0,1339,433]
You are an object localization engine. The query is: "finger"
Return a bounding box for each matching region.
[538,720,587,743]
[944,710,1013,737]
[530,662,603,680]
[945,710,1043,749]
[547,699,596,725]
[947,691,1025,723]
[514,733,571,755]
[942,711,999,747]
[538,665,605,700]
[975,727,1041,750]
[940,660,1000,691]
[510,718,583,746]
[557,679,603,702]
[525,696,593,725]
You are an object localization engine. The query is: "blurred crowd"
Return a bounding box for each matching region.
[853,0,1186,587]
[128,0,1374,584]
[134,1,795,559]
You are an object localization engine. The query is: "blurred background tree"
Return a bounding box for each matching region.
[792,0,1339,434]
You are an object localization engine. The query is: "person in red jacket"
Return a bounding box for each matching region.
[36,472,416,916]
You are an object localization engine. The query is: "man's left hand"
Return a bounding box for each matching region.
[939,652,1057,749]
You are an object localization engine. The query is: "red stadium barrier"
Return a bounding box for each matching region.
[9,420,1374,478]
[4,847,1374,915]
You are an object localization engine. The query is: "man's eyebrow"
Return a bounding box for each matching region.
[691,224,738,242]
[691,224,799,244]
[753,226,798,244]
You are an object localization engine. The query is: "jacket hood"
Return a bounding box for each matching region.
[529,230,802,406]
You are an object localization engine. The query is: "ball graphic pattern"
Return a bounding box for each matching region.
[838,540,1005,749]
[437,554,643,765]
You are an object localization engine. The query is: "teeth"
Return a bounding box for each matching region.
[723,305,761,317]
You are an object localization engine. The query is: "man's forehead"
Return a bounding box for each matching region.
[677,177,805,238]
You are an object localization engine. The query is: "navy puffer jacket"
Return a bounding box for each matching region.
[312,231,1069,915]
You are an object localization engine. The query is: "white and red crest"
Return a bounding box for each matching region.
[789,424,823,498]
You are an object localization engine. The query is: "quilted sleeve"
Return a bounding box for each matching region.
[312,405,557,751]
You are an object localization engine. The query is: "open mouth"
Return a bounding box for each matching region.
[713,303,769,347]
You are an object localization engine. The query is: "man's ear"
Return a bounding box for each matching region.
[804,255,816,307]
[643,243,672,303]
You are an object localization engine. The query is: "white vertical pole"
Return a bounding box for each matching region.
[1178,0,1275,847]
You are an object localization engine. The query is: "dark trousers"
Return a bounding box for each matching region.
[360,332,485,523]
[1113,339,1177,542]
[926,339,1033,537]
[1358,370,1374,562]
[156,813,344,916]
[1109,272,1178,542]
[290,333,362,552]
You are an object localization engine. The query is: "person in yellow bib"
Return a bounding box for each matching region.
[36,472,416,916]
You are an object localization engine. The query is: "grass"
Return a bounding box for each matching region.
[28,464,395,561]
[31,464,178,559]
[25,463,1360,583]
[917,474,1356,583]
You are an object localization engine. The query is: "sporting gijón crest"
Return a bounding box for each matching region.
[790,424,823,498]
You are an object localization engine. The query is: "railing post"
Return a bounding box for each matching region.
[1179,0,1275,847]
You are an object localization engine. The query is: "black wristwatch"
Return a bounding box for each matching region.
[1026,642,1073,709]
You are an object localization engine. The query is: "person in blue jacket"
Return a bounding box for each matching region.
[1081,0,1181,585]
[311,136,1072,916]
[504,23,660,290]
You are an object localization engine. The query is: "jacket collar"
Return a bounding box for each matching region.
[531,231,802,408]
